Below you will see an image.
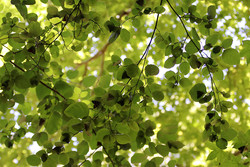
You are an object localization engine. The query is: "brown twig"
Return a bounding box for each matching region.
[76,42,110,77]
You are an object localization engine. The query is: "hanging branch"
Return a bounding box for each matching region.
[75,9,132,76]
[121,0,163,94]
[76,42,110,76]
[0,55,66,100]
[166,0,222,111]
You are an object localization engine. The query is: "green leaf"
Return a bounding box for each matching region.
[96,128,110,141]
[13,94,25,104]
[64,102,89,118]
[54,80,74,98]
[222,38,233,48]
[94,87,106,96]
[221,128,237,141]
[164,57,176,68]
[28,22,43,37]
[132,18,140,28]
[47,6,58,15]
[116,134,131,144]
[131,153,147,164]
[180,78,192,88]
[36,83,51,100]
[191,27,200,41]
[99,74,111,88]
[93,151,104,161]
[45,111,62,134]
[145,161,156,167]
[125,64,139,78]
[145,64,159,76]
[185,40,200,54]
[213,69,224,80]
[155,6,165,14]
[116,123,130,134]
[77,141,89,155]
[26,155,41,166]
[179,62,190,75]
[15,75,31,89]
[58,153,69,165]
[156,144,169,156]
[206,33,219,46]
[207,5,216,19]
[15,4,27,19]
[108,30,120,43]
[206,150,218,161]
[164,71,175,79]
[216,138,228,149]
[82,75,96,87]
[23,0,36,5]
[189,55,202,69]
[189,83,207,102]
[221,101,233,108]
[221,48,240,65]
[120,28,130,42]
[168,160,176,167]
[152,91,164,101]
[151,157,164,166]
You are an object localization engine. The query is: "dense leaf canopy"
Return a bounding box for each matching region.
[0,0,249,166]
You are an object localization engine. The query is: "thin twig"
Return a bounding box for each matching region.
[78,149,98,166]
[0,55,66,100]
[166,0,222,110]
[121,0,163,94]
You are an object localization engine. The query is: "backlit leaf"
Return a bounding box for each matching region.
[64,102,89,118]
[27,155,41,166]
[45,111,62,134]
[116,134,131,144]
[221,128,237,141]
[221,48,240,65]
[185,40,200,54]
[179,62,190,75]
[131,153,147,164]
[120,28,130,42]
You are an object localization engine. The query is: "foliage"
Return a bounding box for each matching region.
[0,0,249,166]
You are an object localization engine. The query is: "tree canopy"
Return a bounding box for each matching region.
[0,0,249,166]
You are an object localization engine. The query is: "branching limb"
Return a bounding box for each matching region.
[0,55,67,100]
[166,0,222,110]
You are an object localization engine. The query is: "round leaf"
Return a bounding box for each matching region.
[189,83,207,102]
[164,57,176,69]
[221,128,237,141]
[131,153,147,164]
[221,48,240,65]
[216,138,227,149]
[145,64,159,76]
[116,134,131,144]
[125,64,139,78]
[222,38,233,48]
[152,91,164,101]
[179,62,190,75]
[54,80,74,98]
[120,28,130,42]
[185,40,200,54]
[82,75,96,87]
[26,155,41,166]
[64,102,89,118]
[77,141,89,155]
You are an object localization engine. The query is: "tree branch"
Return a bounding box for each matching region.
[0,55,66,100]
